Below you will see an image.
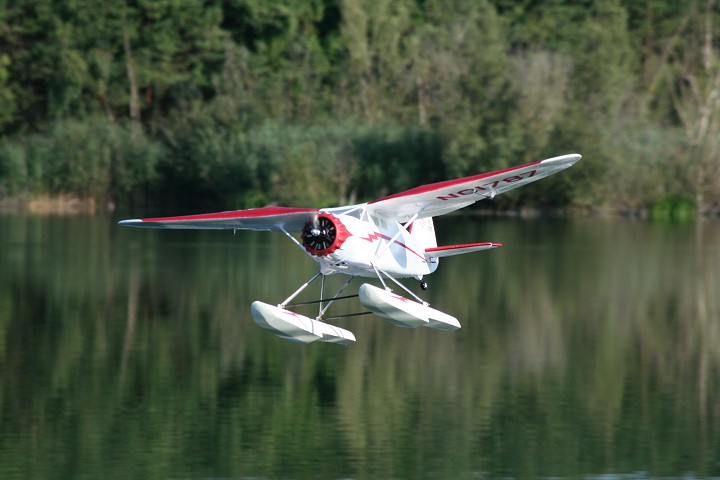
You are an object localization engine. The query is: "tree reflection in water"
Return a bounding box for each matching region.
[0,216,717,479]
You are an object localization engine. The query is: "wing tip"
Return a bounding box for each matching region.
[118,219,145,227]
[540,153,582,167]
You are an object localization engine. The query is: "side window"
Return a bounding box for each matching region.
[368,214,387,229]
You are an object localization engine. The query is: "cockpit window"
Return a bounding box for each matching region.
[342,209,363,220]
[326,205,364,220]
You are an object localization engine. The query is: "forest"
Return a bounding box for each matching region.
[0,0,719,217]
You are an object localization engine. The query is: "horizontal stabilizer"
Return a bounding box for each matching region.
[425,242,502,258]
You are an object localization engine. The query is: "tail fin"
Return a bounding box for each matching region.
[408,217,437,250]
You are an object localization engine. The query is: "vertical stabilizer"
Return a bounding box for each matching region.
[409,217,437,250]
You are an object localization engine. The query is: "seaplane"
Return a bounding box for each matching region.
[120,153,581,345]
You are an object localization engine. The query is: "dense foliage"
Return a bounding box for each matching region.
[0,0,719,215]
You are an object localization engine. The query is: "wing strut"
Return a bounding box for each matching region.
[281,227,311,254]
[372,201,430,261]
[373,212,419,261]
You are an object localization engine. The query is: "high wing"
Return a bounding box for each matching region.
[118,206,319,232]
[366,154,581,222]
[119,154,580,229]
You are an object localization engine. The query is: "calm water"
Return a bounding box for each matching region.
[0,215,718,479]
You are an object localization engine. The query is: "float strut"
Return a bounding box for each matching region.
[280,272,322,308]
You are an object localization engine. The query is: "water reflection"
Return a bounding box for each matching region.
[0,215,718,479]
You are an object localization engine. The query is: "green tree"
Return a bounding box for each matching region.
[419,1,519,175]
[217,0,337,120]
[0,53,15,130]
[666,0,720,213]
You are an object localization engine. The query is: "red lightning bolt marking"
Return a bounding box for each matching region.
[357,232,388,243]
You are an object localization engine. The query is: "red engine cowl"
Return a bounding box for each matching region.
[301,213,350,256]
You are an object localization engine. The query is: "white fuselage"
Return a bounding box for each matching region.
[306,205,438,279]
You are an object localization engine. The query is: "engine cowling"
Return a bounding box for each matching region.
[301,213,350,256]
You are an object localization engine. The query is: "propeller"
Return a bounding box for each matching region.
[302,215,337,252]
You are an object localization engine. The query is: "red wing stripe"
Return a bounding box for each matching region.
[141,206,318,223]
[368,162,541,204]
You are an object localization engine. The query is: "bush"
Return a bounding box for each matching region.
[650,195,696,223]
[156,116,445,210]
[0,118,164,206]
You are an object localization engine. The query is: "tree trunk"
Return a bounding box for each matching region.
[122,17,141,124]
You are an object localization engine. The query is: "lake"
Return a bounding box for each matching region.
[0,215,718,479]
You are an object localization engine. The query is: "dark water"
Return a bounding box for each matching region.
[0,215,718,479]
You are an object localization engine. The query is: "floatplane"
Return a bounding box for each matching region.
[120,154,581,345]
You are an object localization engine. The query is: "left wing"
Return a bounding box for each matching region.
[119,206,319,232]
[367,154,581,222]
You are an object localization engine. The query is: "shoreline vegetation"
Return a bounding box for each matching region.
[1,1,719,219]
[0,191,697,224]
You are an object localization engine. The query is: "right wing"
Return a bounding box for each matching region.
[367,154,581,222]
[118,206,319,232]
